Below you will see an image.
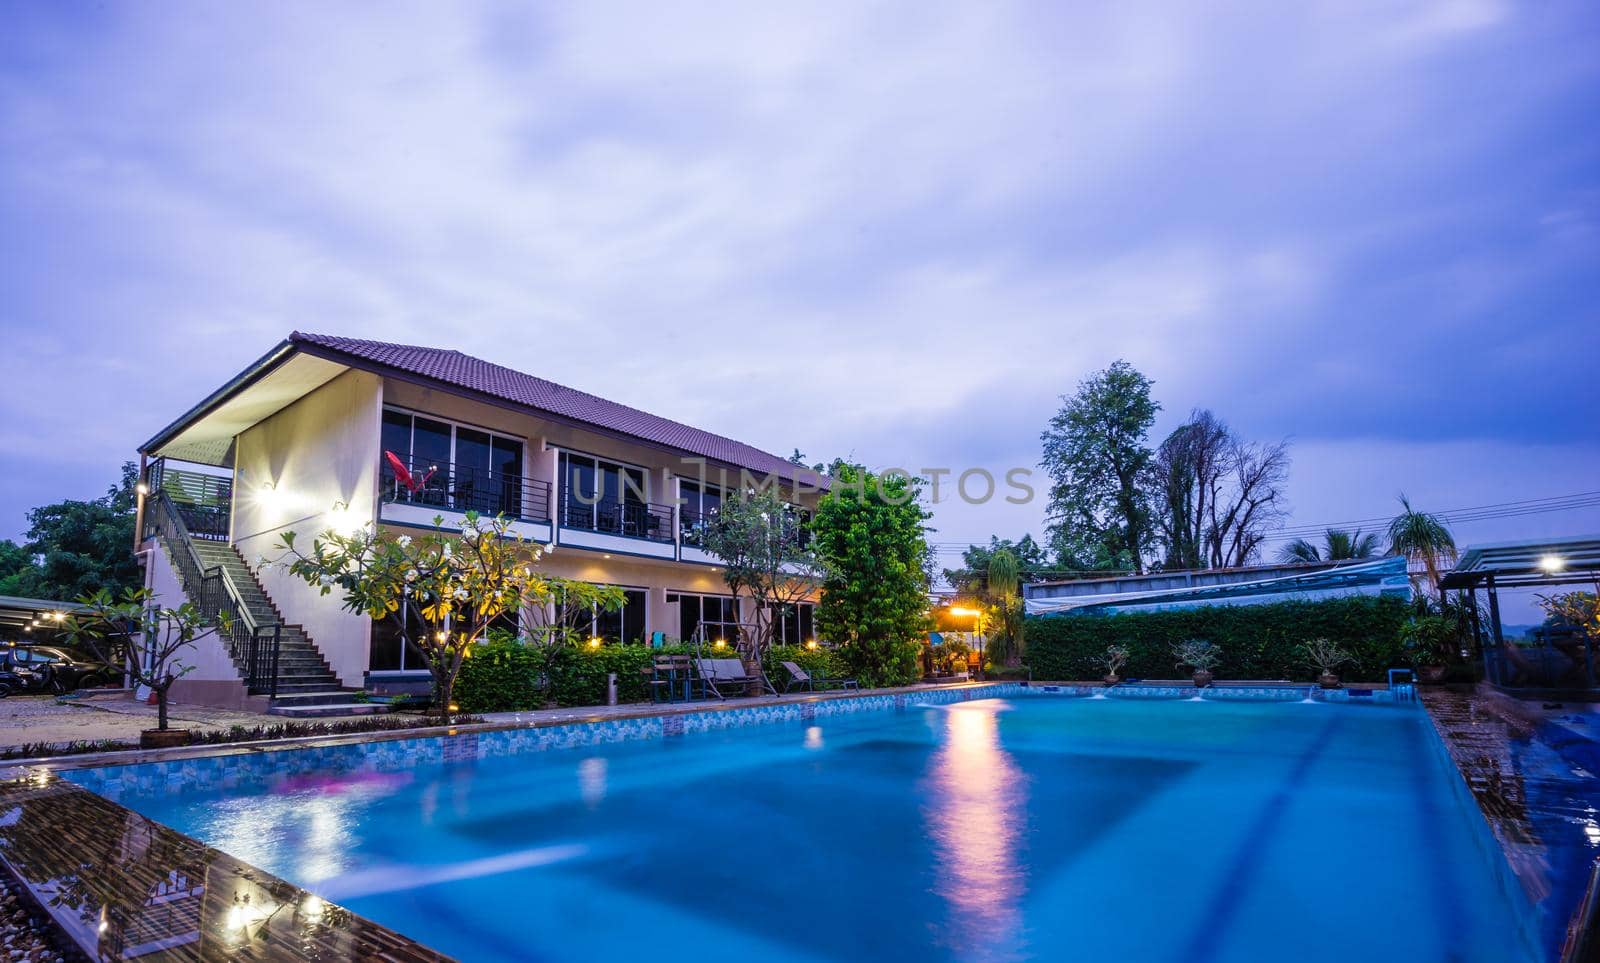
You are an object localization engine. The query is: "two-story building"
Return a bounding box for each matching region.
[134,333,823,714]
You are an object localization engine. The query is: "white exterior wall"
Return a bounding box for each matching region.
[141,541,266,710]
[231,368,383,686]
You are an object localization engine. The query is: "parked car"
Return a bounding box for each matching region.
[0,666,28,697]
[0,645,121,693]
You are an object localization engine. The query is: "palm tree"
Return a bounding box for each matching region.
[1386,495,1457,595]
[985,549,1024,666]
[1278,528,1381,564]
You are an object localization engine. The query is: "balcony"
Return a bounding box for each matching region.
[557,493,677,559]
[378,456,553,541]
[678,508,717,565]
[144,459,232,541]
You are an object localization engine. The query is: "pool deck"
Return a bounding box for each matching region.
[1422,685,1600,961]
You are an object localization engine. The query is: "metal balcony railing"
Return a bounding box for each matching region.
[560,493,675,543]
[144,458,231,541]
[379,455,552,524]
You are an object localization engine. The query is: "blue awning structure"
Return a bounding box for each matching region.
[1024,555,1411,616]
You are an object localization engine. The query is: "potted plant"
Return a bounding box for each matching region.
[66,588,218,749]
[1102,644,1130,685]
[1301,638,1352,689]
[1399,615,1455,684]
[1172,639,1221,688]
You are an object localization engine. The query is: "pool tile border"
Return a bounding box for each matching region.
[59,682,1411,800]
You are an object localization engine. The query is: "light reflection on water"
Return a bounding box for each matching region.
[205,774,408,886]
[924,703,1027,961]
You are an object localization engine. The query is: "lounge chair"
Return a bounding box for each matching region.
[780,661,859,692]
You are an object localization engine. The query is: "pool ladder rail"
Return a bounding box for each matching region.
[1387,668,1418,704]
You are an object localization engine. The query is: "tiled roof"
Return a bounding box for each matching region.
[291,332,811,482]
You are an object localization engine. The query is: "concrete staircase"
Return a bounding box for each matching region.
[187,541,379,717]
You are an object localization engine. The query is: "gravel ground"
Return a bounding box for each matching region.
[0,872,84,962]
[0,693,282,750]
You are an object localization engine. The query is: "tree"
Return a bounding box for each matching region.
[702,487,824,661]
[1145,409,1289,571]
[1386,495,1457,595]
[985,549,1025,667]
[1148,410,1230,570]
[1040,361,1159,574]
[812,464,932,687]
[1203,435,1290,569]
[65,587,217,732]
[272,511,621,723]
[1277,528,1381,564]
[0,462,141,601]
[943,535,1052,594]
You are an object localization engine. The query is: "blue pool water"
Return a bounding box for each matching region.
[78,697,1536,962]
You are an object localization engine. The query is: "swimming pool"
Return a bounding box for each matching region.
[69,693,1537,962]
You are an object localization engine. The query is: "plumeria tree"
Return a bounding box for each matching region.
[703,487,823,662]
[66,587,217,732]
[273,511,620,723]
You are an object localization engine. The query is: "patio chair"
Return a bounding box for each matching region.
[780,661,859,692]
[695,658,768,699]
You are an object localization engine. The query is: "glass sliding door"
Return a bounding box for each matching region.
[566,585,648,644]
[381,407,527,518]
[559,451,663,539]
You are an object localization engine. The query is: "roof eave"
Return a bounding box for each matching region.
[138,340,297,455]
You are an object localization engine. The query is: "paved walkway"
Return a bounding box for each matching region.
[0,692,282,750]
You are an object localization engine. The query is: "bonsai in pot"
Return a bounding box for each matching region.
[66,588,218,749]
[1301,638,1352,689]
[1102,644,1130,686]
[1172,639,1222,688]
[1399,615,1456,684]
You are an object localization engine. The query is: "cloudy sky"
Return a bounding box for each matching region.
[2,1,1597,594]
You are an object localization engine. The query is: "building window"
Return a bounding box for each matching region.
[381,407,526,518]
[369,601,427,672]
[769,602,816,646]
[672,592,739,646]
[558,451,666,539]
[369,604,520,672]
[556,585,649,644]
[678,480,727,547]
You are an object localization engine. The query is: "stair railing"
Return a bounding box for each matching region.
[145,488,283,698]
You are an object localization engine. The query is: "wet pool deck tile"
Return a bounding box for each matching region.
[1422,686,1600,960]
[0,774,452,961]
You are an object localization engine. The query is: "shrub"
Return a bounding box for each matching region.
[454,637,547,713]
[1024,595,1412,683]
[763,644,847,688]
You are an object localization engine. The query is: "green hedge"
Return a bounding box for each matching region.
[454,640,853,712]
[1023,595,1413,683]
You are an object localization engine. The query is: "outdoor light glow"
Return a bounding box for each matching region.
[299,895,325,926]
[949,607,980,618]
[435,631,448,642]
[806,639,818,650]
[1539,554,1567,574]
[135,482,149,495]
[714,639,726,648]
[50,611,64,621]
[588,637,602,648]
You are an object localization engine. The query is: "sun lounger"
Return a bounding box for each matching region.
[780,660,859,692]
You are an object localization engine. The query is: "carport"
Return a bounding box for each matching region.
[1440,534,1600,696]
